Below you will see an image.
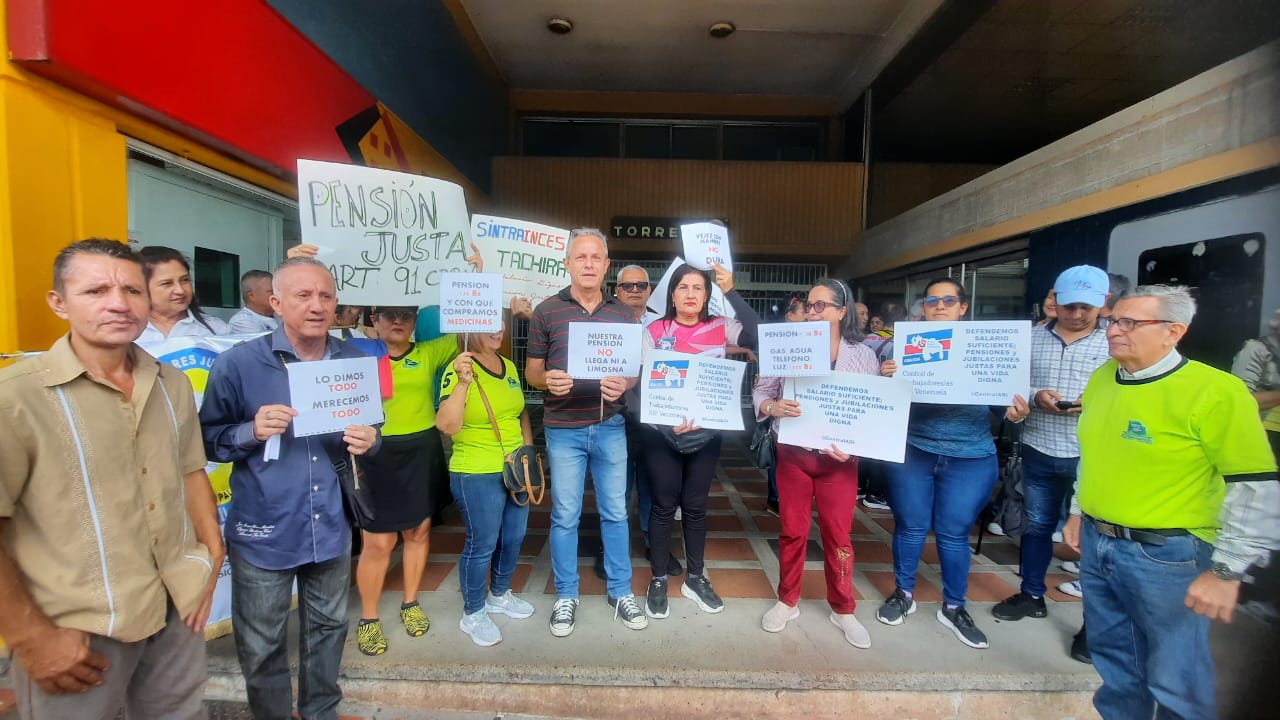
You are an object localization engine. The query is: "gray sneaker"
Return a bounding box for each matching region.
[486,590,534,619]
[609,593,649,630]
[681,574,724,614]
[937,605,989,649]
[876,588,917,626]
[459,609,501,647]
[548,598,579,638]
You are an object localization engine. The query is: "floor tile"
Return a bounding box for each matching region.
[863,570,942,603]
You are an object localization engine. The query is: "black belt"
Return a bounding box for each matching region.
[1086,515,1189,546]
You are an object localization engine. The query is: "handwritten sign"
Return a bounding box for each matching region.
[648,257,736,320]
[287,356,384,437]
[757,321,829,377]
[567,323,642,379]
[439,272,503,334]
[470,214,569,305]
[893,321,1032,405]
[777,373,913,462]
[680,222,733,272]
[297,159,474,306]
[640,350,746,430]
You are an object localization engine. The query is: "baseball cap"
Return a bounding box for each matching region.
[1054,265,1108,307]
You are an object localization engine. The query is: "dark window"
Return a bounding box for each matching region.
[194,246,240,309]
[523,120,620,158]
[624,125,670,158]
[671,125,718,160]
[723,124,821,161]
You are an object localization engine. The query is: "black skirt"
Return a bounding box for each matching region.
[359,428,447,533]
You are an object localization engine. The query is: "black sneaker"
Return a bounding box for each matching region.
[593,550,606,580]
[937,606,989,649]
[1070,624,1092,664]
[861,494,889,511]
[646,577,669,618]
[681,574,724,613]
[992,591,1047,621]
[666,553,684,577]
[608,594,648,630]
[876,588,917,626]
[765,500,780,517]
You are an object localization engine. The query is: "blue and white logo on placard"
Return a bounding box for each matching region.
[649,360,689,388]
[902,330,953,365]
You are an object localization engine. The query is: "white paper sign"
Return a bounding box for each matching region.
[680,222,733,272]
[439,272,503,334]
[297,159,475,306]
[757,321,830,377]
[892,321,1032,405]
[287,356,384,437]
[470,214,569,305]
[640,350,746,430]
[776,373,914,463]
[566,323,642,379]
[648,257,736,320]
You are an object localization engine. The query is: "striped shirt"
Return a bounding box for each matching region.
[1022,320,1110,458]
[527,287,636,427]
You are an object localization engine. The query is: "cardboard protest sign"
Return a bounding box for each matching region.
[680,221,733,272]
[757,321,829,377]
[286,356,384,437]
[470,214,569,305]
[892,321,1032,405]
[777,373,913,462]
[297,159,475,306]
[648,257,736,320]
[567,322,642,379]
[640,350,746,430]
[438,272,503,334]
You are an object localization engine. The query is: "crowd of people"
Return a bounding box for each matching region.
[0,235,1276,720]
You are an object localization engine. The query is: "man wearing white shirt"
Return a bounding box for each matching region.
[227,270,278,335]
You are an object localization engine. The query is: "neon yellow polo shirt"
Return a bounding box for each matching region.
[382,335,458,437]
[440,356,526,474]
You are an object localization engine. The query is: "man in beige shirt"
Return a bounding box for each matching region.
[0,239,223,719]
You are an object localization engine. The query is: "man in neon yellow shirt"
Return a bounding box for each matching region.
[1064,285,1279,720]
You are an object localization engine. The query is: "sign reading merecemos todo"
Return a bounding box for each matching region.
[298,159,475,306]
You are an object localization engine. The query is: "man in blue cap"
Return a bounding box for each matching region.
[993,265,1111,629]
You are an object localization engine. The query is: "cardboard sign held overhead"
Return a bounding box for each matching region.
[680,221,733,272]
[470,214,569,305]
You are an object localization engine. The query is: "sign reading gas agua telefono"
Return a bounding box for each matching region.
[776,372,913,463]
[438,272,503,334]
[470,214,568,305]
[640,350,746,430]
[297,159,475,306]
[680,221,733,272]
[757,321,829,377]
[892,321,1032,405]
[567,322,642,379]
[287,356,384,437]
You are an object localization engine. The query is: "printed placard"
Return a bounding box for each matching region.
[640,350,746,430]
[297,159,475,306]
[892,321,1032,405]
[470,214,569,305]
[439,272,503,334]
[757,321,830,377]
[287,356,384,437]
[680,222,733,272]
[776,373,913,462]
[567,322,642,379]
[648,257,736,319]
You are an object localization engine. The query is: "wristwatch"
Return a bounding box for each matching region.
[1210,562,1245,582]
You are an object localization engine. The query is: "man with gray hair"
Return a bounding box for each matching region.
[1063,284,1279,719]
[227,269,278,334]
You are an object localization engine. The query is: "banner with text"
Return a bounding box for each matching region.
[287,356,384,436]
[640,350,746,430]
[439,272,503,334]
[757,321,830,377]
[892,321,1032,405]
[298,159,474,306]
[776,372,912,462]
[567,322,642,378]
[648,257,736,320]
[680,222,733,272]
[470,214,569,305]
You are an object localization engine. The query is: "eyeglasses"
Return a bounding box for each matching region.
[377,310,416,322]
[922,295,961,307]
[803,300,843,314]
[617,282,650,292]
[1110,317,1172,332]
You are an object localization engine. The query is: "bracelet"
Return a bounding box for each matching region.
[764,401,775,417]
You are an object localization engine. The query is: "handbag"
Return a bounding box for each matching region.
[327,448,376,529]
[656,424,717,455]
[749,418,776,469]
[474,379,546,506]
[993,439,1027,539]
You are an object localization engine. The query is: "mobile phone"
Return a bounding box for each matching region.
[1055,400,1081,410]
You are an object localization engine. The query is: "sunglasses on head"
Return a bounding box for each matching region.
[922,295,961,307]
[803,300,843,313]
[377,309,416,322]
[618,282,650,292]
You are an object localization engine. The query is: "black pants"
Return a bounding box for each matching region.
[641,425,722,577]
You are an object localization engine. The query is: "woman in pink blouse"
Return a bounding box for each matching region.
[752,278,880,648]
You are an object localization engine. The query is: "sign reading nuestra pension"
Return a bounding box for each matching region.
[611,217,729,241]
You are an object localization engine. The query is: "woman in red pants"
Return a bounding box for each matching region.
[752,278,880,648]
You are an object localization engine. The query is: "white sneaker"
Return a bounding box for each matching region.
[830,612,871,649]
[674,506,683,521]
[1061,560,1080,575]
[485,590,534,619]
[459,609,502,647]
[761,601,800,632]
[1058,580,1083,598]
[1052,531,1065,543]
[986,522,1006,536]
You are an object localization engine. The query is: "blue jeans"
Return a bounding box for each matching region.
[546,413,632,599]
[886,444,998,607]
[1018,445,1078,596]
[1080,521,1215,719]
[451,471,530,614]
[229,545,350,720]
